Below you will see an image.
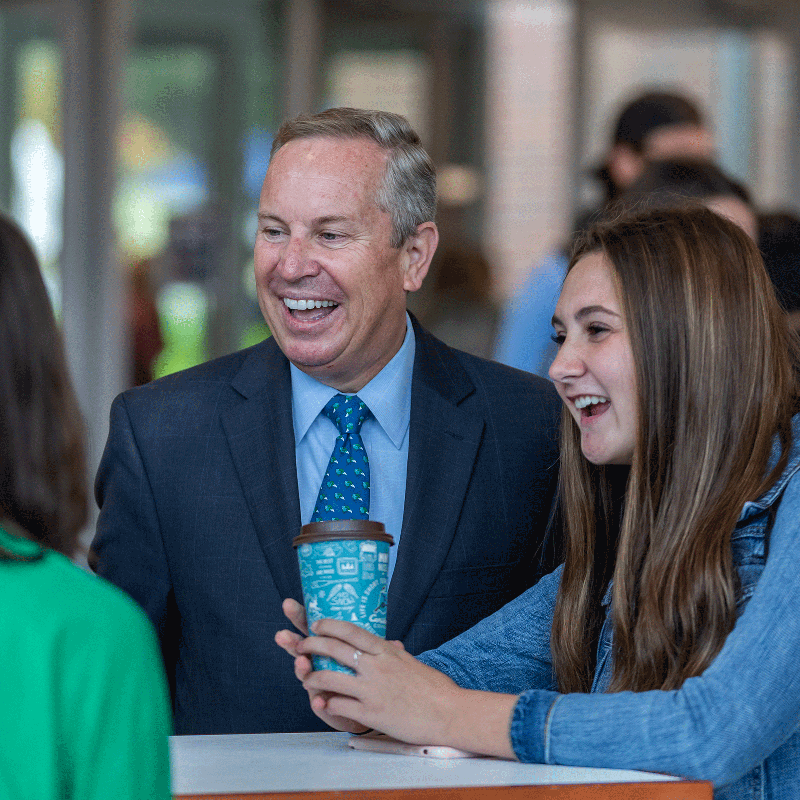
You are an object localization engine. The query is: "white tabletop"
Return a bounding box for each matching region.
[170,732,678,796]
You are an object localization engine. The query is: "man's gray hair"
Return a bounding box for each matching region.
[270,107,437,248]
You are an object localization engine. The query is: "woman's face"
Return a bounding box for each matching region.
[549,252,638,466]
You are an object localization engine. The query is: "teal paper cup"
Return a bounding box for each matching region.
[293,520,394,673]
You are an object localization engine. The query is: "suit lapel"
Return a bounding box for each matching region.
[387,322,484,641]
[221,339,303,603]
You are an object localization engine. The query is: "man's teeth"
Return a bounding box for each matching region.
[574,395,609,410]
[283,298,337,310]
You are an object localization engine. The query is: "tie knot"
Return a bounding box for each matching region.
[323,394,370,435]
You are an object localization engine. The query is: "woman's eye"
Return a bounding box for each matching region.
[551,332,565,346]
[587,324,609,337]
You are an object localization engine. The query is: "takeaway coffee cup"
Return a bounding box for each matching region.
[293,520,394,673]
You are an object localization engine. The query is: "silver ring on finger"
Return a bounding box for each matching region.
[353,649,363,669]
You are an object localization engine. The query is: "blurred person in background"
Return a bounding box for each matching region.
[592,90,713,209]
[759,211,800,334]
[0,214,171,799]
[620,158,756,240]
[422,246,499,359]
[128,257,164,386]
[494,90,714,377]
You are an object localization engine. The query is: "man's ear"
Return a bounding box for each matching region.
[402,222,438,293]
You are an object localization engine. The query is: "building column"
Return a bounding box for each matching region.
[284,0,323,118]
[484,0,579,299]
[790,31,800,212]
[750,30,799,209]
[60,0,132,543]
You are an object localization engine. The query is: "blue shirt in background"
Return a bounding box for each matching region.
[291,314,415,585]
[493,251,567,378]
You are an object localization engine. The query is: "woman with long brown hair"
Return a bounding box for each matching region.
[0,214,172,799]
[277,206,800,799]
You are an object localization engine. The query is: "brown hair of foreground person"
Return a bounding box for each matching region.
[0,214,87,559]
[552,205,800,695]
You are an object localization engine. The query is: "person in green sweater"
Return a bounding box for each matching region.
[0,214,172,799]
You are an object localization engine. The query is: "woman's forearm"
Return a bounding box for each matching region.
[443,689,518,759]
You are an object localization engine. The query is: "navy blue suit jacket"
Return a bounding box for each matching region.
[92,319,561,734]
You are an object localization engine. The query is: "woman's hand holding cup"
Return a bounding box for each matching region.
[291,615,467,747]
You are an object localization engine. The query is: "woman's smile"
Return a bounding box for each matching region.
[549,252,638,465]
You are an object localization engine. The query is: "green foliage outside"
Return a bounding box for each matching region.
[152,283,270,379]
[152,306,207,380]
[240,320,271,350]
[152,282,207,379]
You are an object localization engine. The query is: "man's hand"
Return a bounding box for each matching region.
[274,599,369,734]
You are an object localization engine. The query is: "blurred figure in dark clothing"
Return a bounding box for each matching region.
[594,91,714,208]
[424,247,499,359]
[759,211,800,333]
[618,158,757,241]
[496,90,716,376]
[128,258,164,386]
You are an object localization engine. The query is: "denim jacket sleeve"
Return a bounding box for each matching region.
[417,565,562,694]
[509,469,800,788]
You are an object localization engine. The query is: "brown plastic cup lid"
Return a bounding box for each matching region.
[292,519,394,547]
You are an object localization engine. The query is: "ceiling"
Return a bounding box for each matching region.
[326,0,800,29]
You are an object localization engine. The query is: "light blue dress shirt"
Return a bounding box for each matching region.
[291,314,415,585]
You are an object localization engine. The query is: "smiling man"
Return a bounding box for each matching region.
[91,108,563,735]
[254,132,435,392]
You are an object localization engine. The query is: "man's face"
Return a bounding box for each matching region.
[255,136,429,392]
[643,123,714,162]
[609,123,715,192]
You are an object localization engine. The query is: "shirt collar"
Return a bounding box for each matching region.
[290,313,416,449]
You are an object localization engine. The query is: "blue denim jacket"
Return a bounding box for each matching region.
[420,416,800,799]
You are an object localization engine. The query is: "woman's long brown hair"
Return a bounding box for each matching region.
[0,214,88,559]
[551,206,799,693]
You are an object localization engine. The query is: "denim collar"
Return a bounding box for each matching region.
[739,412,800,519]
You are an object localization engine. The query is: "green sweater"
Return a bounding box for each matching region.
[0,526,171,799]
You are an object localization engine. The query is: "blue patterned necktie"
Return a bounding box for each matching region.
[311,394,371,521]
